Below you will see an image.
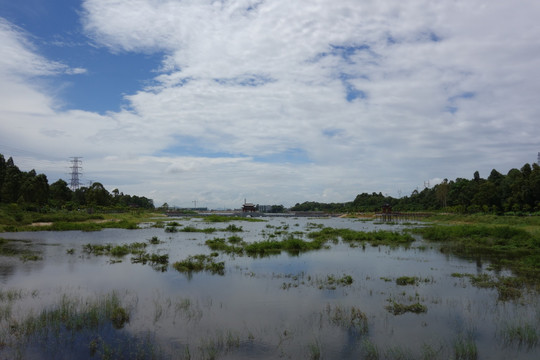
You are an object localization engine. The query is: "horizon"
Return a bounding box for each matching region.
[1,1,539,209]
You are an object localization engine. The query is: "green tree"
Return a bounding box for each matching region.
[49,179,72,207]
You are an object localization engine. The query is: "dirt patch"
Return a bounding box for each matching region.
[30,222,53,227]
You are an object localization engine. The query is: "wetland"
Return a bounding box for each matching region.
[0,214,539,359]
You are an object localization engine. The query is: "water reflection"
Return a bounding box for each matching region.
[0,217,538,359]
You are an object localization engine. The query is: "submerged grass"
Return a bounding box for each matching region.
[0,238,42,262]
[498,322,539,349]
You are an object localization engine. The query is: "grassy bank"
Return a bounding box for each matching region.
[0,207,165,232]
[414,214,540,284]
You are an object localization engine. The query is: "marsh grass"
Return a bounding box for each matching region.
[498,322,539,349]
[83,242,148,257]
[0,238,42,262]
[308,228,415,248]
[396,276,418,286]
[325,304,369,336]
[452,273,524,301]
[385,300,427,315]
[453,333,478,360]
[131,252,169,271]
[173,254,225,275]
[414,224,540,281]
[181,225,217,233]
[0,291,145,359]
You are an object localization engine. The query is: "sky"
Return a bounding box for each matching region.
[0,0,539,209]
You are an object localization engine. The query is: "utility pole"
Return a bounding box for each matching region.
[192,200,197,209]
[69,157,83,191]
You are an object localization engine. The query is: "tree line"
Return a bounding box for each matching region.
[291,163,540,214]
[0,154,154,210]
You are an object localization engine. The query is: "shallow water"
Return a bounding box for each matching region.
[0,217,538,359]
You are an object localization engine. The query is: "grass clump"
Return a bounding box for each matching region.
[181,225,217,233]
[244,235,326,257]
[385,300,427,315]
[205,238,244,255]
[498,322,538,349]
[453,333,478,360]
[172,254,225,275]
[396,276,418,286]
[131,253,169,271]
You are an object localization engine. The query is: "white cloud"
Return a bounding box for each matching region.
[2,1,540,208]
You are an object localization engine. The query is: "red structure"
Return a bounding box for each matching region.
[382,203,392,214]
[242,203,257,212]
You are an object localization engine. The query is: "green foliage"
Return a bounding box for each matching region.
[396,276,417,286]
[414,224,540,280]
[0,153,154,212]
[172,254,225,275]
[385,301,427,315]
[291,162,540,213]
[308,227,415,247]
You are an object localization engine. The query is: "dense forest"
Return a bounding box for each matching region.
[292,163,540,214]
[0,154,154,210]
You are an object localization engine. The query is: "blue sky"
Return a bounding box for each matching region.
[1,0,539,209]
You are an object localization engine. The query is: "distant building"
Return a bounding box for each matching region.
[258,205,273,213]
[242,203,257,212]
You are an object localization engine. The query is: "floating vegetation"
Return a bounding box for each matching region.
[173,254,225,275]
[307,228,415,248]
[385,300,427,315]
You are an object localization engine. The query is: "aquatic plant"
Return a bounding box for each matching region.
[385,300,427,315]
[325,304,369,335]
[414,224,540,280]
[396,276,417,286]
[181,225,217,233]
[225,224,243,232]
[498,322,538,349]
[205,237,244,255]
[0,238,43,262]
[148,236,163,244]
[307,227,415,247]
[453,333,478,360]
[173,255,225,275]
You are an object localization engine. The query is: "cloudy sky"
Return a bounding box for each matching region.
[0,0,539,209]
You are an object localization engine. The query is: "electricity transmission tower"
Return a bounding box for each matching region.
[69,157,83,191]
